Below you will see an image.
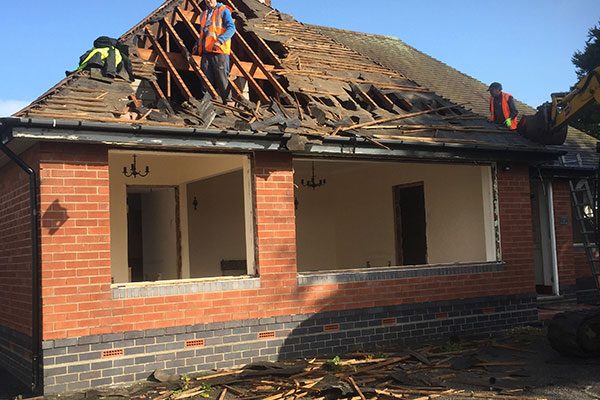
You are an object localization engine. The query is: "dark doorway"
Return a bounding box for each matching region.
[127,186,181,282]
[394,183,427,265]
[127,193,144,282]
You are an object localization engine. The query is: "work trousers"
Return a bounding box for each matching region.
[201,52,231,103]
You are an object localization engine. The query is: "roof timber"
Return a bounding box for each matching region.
[137,49,275,80]
[12,0,554,155]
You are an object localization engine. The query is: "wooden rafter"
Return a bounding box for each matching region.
[143,26,193,100]
[351,84,379,110]
[230,53,270,103]
[174,4,270,104]
[161,19,219,99]
[231,28,291,103]
[137,49,274,80]
[220,0,282,68]
[165,24,172,97]
[368,86,397,112]
[187,0,292,104]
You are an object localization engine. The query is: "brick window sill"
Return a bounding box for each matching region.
[297,261,505,286]
[111,276,260,299]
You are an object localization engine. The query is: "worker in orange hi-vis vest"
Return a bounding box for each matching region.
[487,82,519,130]
[196,0,236,103]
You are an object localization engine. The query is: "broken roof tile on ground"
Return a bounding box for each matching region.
[16,0,547,152]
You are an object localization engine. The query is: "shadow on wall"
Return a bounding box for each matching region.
[273,281,538,363]
[41,199,69,235]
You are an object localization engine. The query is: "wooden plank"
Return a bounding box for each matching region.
[161,18,219,98]
[186,0,203,16]
[348,376,366,400]
[351,84,379,110]
[369,86,397,111]
[249,31,283,68]
[143,26,193,100]
[171,5,269,103]
[338,103,469,133]
[149,79,168,101]
[229,76,244,99]
[217,0,291,103]
[230,53,270,104]
[274,69,428,92]
[175,6,200,38]
[137,48,273,80]
[165,26,172,98]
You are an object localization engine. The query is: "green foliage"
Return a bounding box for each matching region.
[572,21,600,79]
[197,382,212,398]
[571,21,600,137]
[328,355,341,366]
[325,355,342,370]
[182,374,191,390]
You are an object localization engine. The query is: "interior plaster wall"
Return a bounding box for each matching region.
[294,160,494,272]
[109,151,246,283]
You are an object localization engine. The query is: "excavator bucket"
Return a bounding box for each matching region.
[517,103,568,145]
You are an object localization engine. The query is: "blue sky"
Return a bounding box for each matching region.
[0,0,598,116]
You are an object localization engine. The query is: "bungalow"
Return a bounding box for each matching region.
[0,0,595,395]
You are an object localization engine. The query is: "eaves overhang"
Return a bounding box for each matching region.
[535,164,597,179]
[1,117,565,163]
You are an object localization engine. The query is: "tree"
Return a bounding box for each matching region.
[571,21,600,137]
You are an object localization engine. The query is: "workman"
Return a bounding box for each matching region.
[487,82,518,130]
[196,0,236,103]
[74,36,133,80]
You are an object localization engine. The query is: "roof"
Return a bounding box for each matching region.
[314,26,598,170]
[10,0,558,158]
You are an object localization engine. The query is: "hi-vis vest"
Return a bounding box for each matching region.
[77,47,123,71]
[198,5,232,55]
[489,92,518,130]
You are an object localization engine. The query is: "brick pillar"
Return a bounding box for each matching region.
[39,143,111,340]
[253,152,297,291]
[552,179,577,287]
[497,165,536,295]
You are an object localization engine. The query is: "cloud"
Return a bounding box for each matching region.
[0,99,31,117]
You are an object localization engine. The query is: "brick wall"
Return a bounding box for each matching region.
[39,143,112,341]
[552,180,577,287]
[38,150,538,341]
[0,144,39,385]
[36,147,540,393]
[495,165,537,294]
[42,293,537,394]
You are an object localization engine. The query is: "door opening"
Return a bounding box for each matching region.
[394,183,427,265]
[127,186,181,282]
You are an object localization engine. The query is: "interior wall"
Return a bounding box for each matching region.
[141,188,179,281]
[109,151,246,283]
[187,170,247,277]
[294,160,492,272]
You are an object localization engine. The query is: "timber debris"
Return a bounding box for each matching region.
[116,335,548,400]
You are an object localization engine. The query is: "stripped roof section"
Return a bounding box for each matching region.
[316,26,597,167]
[15,0,547,152]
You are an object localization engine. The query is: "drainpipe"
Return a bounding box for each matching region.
[546,179,560,296]
[0,141,42,394]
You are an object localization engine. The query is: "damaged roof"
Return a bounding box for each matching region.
[12,0,557,155]
[314,26,598,169]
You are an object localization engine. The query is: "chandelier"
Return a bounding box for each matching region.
[301,162,326,190]
[122,154,150,178]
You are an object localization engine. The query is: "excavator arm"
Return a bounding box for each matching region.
[518,66,600,145]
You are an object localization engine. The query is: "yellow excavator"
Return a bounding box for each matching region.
[520,66,600,356]
[517,65,600,145]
